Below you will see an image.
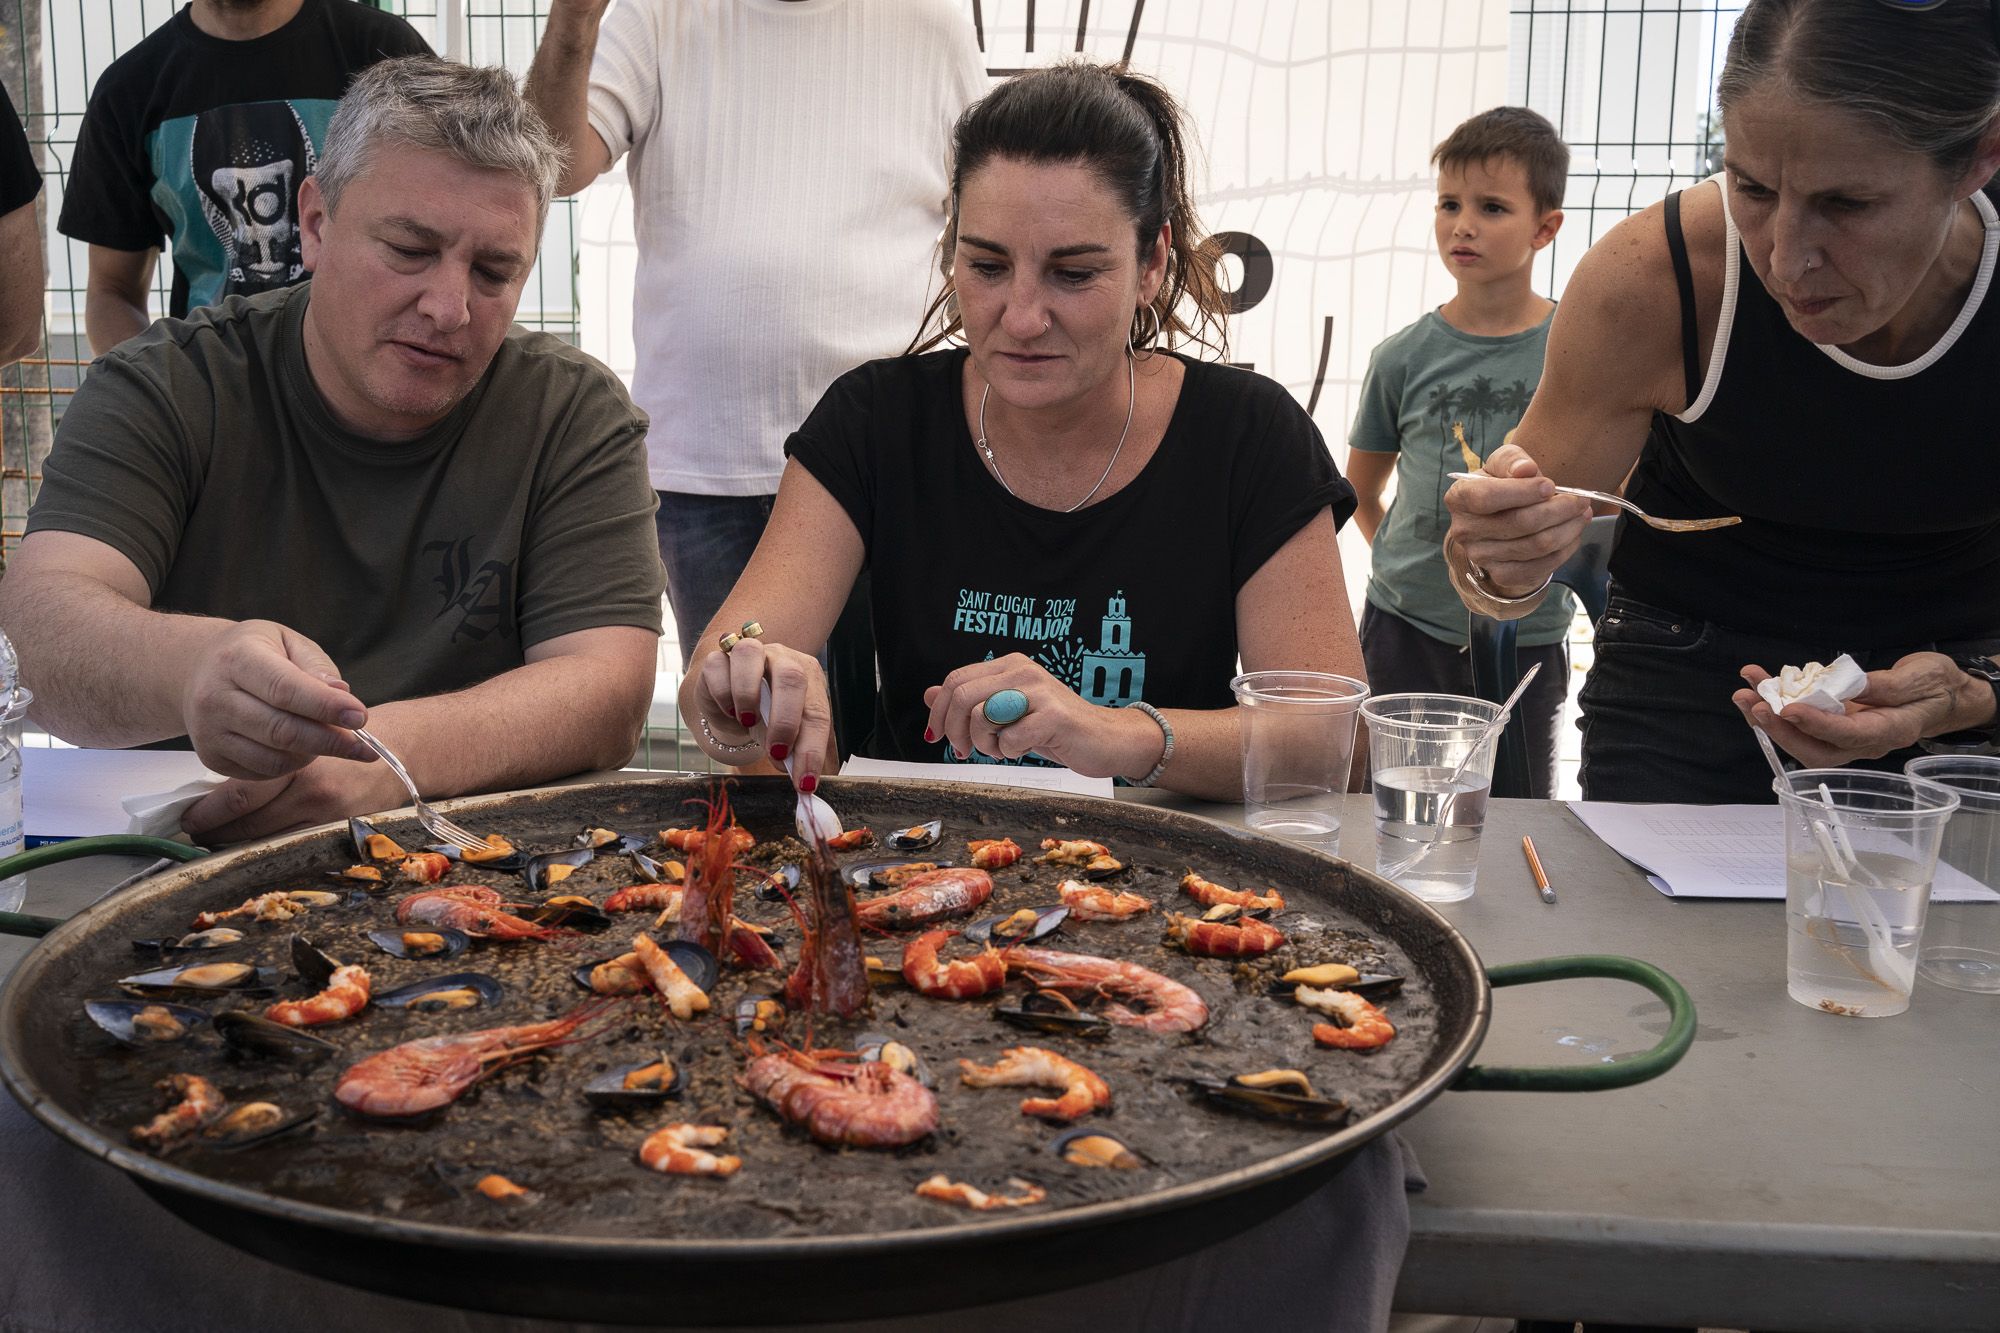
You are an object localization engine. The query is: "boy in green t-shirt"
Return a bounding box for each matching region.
[1348,107,1574,797]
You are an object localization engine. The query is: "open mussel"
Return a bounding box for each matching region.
[575,826,646,855]
[749,863,801,903]
[201,1102,318,1150]
[735,993,786,1036]
[130,927,245,957]
[213,1011,337,1064]
[995,988,1110,1038]
[857,1033,933,1087]
[515,896,612,933]
[117,962,277,999]
[843,858,954,892]
[583,1053,686,1109]
[375,972,505,1012]
[367,926,472,961]
[963,905,1068,947]
[350,817,410,863]
[629,849,684,886]
[1183,1069,1351,1126]
[290,935,344,989]
[571,939,718,998]
[85,999,209,1046]
[1266,964,1405,1003]
[887,819,943,852]
[455,833,524,869]
[1049,1127,1146,1170]
[522,848,594,892]
[863,952,907,988]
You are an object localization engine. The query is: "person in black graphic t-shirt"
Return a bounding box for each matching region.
[1445,0,2000,803]
[58,0,429,353]
[678,62,1365,800]
[0,81,44,367]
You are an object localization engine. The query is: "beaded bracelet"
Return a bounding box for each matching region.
[696,711,761,756]
[1128,700,1175,788]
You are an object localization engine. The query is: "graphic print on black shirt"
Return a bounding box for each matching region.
[188,100,316,298]
[948,587,1148,767]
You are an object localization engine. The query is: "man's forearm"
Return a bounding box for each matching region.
[525,1,608,196]
[84,290,150,355]
[1,570,220,745]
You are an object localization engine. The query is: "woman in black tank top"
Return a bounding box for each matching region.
[1441,0,2000,803]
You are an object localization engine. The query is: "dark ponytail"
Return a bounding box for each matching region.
[1718,0,2000,184]
[910,60,1228,358]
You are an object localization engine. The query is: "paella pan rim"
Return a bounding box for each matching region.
[0,775,1493,1268]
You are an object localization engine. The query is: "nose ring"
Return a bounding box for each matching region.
[1041,318,1051,335]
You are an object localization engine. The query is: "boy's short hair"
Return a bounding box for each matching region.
[1431,107,1569,215]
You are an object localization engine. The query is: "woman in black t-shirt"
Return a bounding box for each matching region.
[1443,0,2000,803]
[676,61,1363,798]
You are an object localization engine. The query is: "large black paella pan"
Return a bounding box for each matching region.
[0,776,1692,1325]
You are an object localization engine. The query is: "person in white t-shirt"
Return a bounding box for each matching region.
[527,0,986,666]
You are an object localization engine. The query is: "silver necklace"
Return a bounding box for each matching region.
[975,353,1135,513]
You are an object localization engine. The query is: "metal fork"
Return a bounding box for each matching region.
[350,727,486,853]
[1445,472,1742,532]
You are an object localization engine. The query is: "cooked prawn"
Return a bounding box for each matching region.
[1164,912,1286,958]
[1038,839,1122,875]
[631,933,710,1020]
[826,828,873,851]
[397,852,453,884]
[900,929,1006,999]
[1001,945,1208,1033]
[1058,879,1153,922]
[396,887,560,941]
[958,1045,1111,1122]
[1298,986,1397,1050]
[129,1073,227,1150]
[264,964,372,1027]
[588,951,649,996]
[967,838,1022,869]
[854,867,993,930]
[915,1175,1047,1210]
[660,826,756,855]
[741,1046,938,1147]
[334,1002,610,1118]
[639,1123,741,1177]
[604,884,683,914]
[1180,870,1285,913]
[190,892,305,930]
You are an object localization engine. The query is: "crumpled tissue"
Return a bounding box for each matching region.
[1756,653,1867,716]
[121,775,225,838]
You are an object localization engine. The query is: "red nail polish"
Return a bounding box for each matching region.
[769,742,789,761]
[924,727,937,743]
[739,711,757,728]
[800,774,818,794]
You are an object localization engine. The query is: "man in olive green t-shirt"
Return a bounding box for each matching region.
[0,58,663,843]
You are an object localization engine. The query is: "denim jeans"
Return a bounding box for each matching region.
[654,491,778,667]
[1578,588,2000,804]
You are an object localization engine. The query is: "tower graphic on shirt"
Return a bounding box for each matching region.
[1077,592,1146,707]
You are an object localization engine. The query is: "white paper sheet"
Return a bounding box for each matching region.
[22,748,219,842]
[838,755,1115,799]
[1567,801,1999,902]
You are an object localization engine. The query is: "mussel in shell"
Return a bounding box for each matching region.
[367,927,472,961]
[583,1054,686,1109]
[995,989,1111,1038]
[1266,966,1405,1002]
[85,999,209,1046]
[962,905,1068,947]
[374,972,506,1012]
[843,859,953,892]
[290,934,344,989]
[628,849,684,886]
[456,833,521,866]
[212,1011,338,1064]
[514,897,612,933]
[349,817,409,863]
[887,819,943,852]
[522,848,595,892]
[574,826,646,855]
[201,1102,318,1149]
[658,940,720,993]
[130,928,245,957]
[570,940,718,998]
[116,962,277,999]
[857,1033,933,1087]
[735,993,786,1036]
[1183,1070,1351,1126]
[863,954,907,988]
[1049,1127,1146,1169]
[749,863,801,903]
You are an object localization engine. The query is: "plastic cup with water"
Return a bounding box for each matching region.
[1775,769,1958,1018]
[1361,693,1503,902]
[1904,754,2000,994]
[1229,672,1368,851]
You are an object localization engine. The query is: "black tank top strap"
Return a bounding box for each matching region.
[1662,190,1702,408]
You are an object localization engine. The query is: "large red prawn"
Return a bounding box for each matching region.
[334,1001,614,1118]
[740,1044,938,1147]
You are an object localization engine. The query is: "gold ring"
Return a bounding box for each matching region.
[719,632,742,654]
[740,620,764,639]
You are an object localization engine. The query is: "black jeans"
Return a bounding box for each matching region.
[1578,588,2000,804]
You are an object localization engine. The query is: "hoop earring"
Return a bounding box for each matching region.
[1127,303,1162,359]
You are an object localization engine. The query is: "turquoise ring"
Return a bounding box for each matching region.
[981,688,1030,727]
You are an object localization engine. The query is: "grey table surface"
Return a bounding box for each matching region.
[4,788,1997,1332]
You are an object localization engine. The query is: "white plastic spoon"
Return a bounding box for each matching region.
[758,682,843,845]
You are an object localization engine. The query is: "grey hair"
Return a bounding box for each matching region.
[314,56,568,229]
[1718,0,2000,184]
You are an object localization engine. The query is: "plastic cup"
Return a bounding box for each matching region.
[1361,693,1503,902]
[1229,672,1369,851]
[1775,769,1958,1018]
[1904,755,2000,993]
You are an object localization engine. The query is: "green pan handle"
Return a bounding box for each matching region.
[0,836,210,939]
[1453,954,1696,1093]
